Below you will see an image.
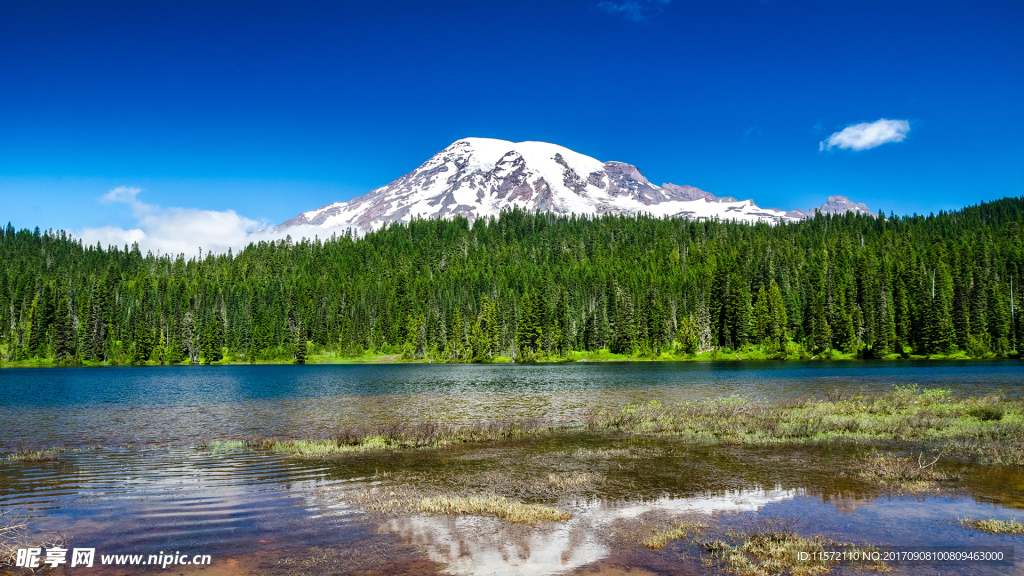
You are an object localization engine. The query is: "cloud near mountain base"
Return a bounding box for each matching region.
[72,187,349,257]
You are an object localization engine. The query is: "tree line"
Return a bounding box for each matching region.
[1,197,1022,365]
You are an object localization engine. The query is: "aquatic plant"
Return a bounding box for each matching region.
[545,472,599,490]
[696,519,890,576]
[858,451,953,492]
[2,445,102,463]
[416,495,570,525]
[262,419,546,458]
[956,517,1024,535]
[642,521,708,550]
[345,485,570,525]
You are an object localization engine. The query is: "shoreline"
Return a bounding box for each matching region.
[1,351,1020,369]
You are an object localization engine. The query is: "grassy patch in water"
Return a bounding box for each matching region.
[858,451,954,492]
[643,520,708,550]
[649,518,891,575]
[417,494,570,524]
[345,485,570,525]
[590,386,1024,465]
[259,419,547,459]
[545,472,600,490]
[956,517,1024,535]
[2,445,102,463]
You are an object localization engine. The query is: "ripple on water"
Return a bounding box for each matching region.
[0,446,367,556]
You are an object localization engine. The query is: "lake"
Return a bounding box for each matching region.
[2,361,1023,575]
[3,360,1023,450]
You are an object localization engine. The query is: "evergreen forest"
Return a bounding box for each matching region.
[1,197,1022,366]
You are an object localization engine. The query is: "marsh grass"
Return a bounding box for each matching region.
[688,518,892,576]
[193,439,249,453]
[254,419,547,459]
[642,520,708,550]
[590,386,1024,465]
[858,451,954,492]
[569,446,661,460]
[545,472,599,490]
[2,445,101,463]
[956,517,1024,535]
[345,485,570,525]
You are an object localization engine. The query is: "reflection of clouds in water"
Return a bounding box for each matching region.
[385,515,605,576]
[377,487,799,576]
[587,487,804,521]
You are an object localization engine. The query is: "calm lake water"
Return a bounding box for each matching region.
[2,360,1022,450]
[2,361,1023,575]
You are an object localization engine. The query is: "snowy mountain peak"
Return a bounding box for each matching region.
[279,138,868,233]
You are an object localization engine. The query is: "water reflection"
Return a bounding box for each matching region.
[378,488,799,576]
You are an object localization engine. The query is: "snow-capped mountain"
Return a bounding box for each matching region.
[785,195,873,220]
[279,138,867,233]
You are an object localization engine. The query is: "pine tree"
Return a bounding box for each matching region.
[202,313,224,363]
[810,268,831,353]
[515,292,542,360]
[767,281,788,357]
[753,284,771,347]
[293,328,307,364]
[52,286,75,363]
[610,287,635,355]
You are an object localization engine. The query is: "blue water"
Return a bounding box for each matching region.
[2,360,1021,408]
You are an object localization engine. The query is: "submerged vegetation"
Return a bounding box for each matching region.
[10,387,1022,471]
[254,419,547,458]
[2,196,1023,366]
[179,386,1024,471]
[591,385,1024,465]
[1,445,101,463]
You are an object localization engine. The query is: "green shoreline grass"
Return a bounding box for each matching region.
[2,345,1018,368]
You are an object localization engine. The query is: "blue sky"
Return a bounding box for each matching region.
[1,0,1022,240]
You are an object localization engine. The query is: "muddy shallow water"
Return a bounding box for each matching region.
[2,362,1023,575]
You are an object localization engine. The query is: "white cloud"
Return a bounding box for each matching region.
[597,0,670,22]
[819,118,910,152]
[100,185,143,204]
[71,188,351,257]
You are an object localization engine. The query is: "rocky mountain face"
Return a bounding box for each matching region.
[279,138,869,233]
[786,195,873,220]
